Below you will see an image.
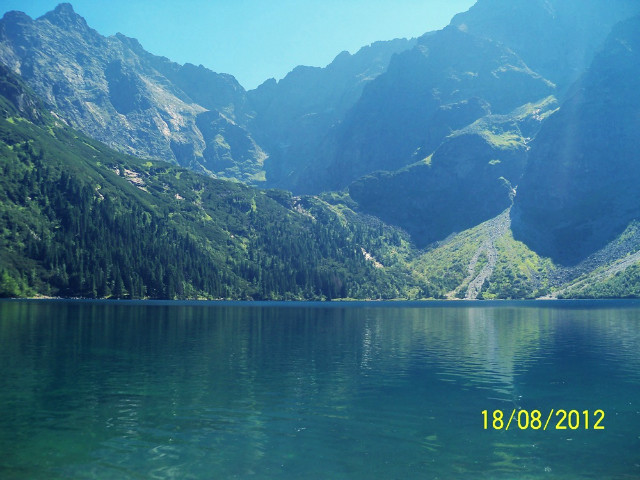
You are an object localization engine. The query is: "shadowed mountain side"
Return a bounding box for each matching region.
[349,136,522,248]
[511,15,640,265]
[348,96,557,247]
[296,25,554,193]
[450,0,640,93]
[246,38,416,190]
[0,63,48,125]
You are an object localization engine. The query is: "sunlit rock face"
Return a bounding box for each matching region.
[0,3,266,182]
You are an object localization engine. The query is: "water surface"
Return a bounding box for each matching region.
[1,300,639,479]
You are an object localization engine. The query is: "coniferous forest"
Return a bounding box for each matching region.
[0,65,429,300]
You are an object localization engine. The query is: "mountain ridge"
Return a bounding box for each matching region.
[450,0,640,92]
[247,37,416,190]
[0,4,267,182]
[289,23,555,194]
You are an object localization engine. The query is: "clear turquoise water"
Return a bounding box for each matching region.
[0,300,639,479]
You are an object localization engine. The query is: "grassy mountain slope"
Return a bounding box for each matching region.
[409,209,553,299]
[408,209,640,300]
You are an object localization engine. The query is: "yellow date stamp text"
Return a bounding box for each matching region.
[481,409,605,431]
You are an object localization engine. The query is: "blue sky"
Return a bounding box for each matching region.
[1,1,476,89]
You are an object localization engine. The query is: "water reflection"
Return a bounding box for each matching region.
[0,300,639,479]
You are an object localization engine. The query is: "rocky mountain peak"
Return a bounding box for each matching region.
[42,3,90,31]
[0,3,267,182]
[53,3,76,15]
[114,33,147,57]
[449,0,640,92]
[1,10,32,24]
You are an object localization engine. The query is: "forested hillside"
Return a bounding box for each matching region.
[0,65,427,300]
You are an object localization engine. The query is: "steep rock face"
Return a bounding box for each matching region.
[417,97,491,160]
[298,25,554,193]
[0,63,48,124]
[450,0,640,93]
[0,4,265,182]
[512,15,640,265]
[349,97,557,246]
[117,34,250,121]
[246,38,415,189]
[196,110,266,181]
[349,139,518,248]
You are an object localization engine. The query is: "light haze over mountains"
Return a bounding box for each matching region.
[0,0,476,90]
[1,1,640,299]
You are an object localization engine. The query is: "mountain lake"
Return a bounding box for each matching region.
[0,299,639,479]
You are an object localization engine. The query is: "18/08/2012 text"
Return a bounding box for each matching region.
[482,409,605,430]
